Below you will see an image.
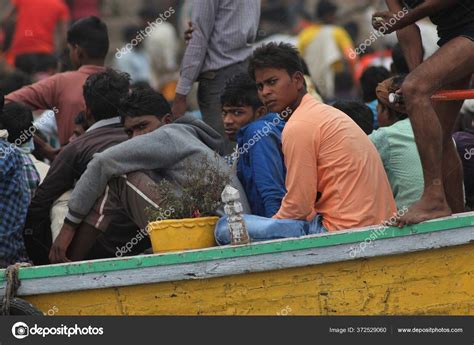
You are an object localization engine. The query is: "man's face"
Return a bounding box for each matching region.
[255,67,300,115]
[124,115,165,139]
[221,104,256,141]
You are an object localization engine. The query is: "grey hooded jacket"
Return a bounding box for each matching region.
[66,114,250,225]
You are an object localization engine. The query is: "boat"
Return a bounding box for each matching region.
[1,211,474,315]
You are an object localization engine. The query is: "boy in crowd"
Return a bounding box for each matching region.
[25,69,132,264]
[369,75,424,210]
[6,16,108,157]
[0,102,41,199]
[221,72,286,217]
[49,88,250,263]
[216,43,396,245]
[0,93,30,267]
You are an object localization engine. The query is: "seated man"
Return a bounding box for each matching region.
[25,69,132,264]
[221,73,286,217]
[0,93,30,267]
[216,43,396,245]
[369,75,424,210]
[49,88,250,263]
[0,102,40,199]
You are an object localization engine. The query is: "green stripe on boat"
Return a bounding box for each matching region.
[1,213,473,282]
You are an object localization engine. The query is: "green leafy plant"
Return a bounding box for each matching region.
[147,154,231,221]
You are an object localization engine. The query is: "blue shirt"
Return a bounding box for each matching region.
[236,113,286,217]
[0,140,30,266]
[366,99,378,129]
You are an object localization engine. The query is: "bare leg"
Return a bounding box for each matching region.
[398,36,474,226]
[433,77,471,213]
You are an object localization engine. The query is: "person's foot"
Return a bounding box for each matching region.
[397,197,452,227]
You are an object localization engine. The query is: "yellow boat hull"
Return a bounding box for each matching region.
[25,242,474,315]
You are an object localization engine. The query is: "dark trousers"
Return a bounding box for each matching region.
[15,53,55,75]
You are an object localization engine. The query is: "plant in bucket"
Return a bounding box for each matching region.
[146,155,231,253]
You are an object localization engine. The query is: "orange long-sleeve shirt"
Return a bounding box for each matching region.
[275,94,396,231]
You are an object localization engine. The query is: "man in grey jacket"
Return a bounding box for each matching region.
[49,92,250,263]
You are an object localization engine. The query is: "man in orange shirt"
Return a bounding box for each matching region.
[215,42,396,245]
[1,0,70,73]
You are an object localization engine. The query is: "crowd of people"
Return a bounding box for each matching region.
[0,0,473,267]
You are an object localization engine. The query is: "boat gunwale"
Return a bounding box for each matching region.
[1,212,473,284]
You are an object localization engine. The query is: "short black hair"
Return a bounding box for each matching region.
[0,102,34,144]
[221,73,263,110]
[74,111,89,131]
[67,16,109,59]
[83,69,131,121]
[0,70,32,94]
[249,42,304,80]
[119,86,171,122]
[122,25,140,44]
[332,100,374,135]
[360,66,391,103]
[316,0,337,20]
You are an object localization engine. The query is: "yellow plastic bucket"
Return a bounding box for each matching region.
[147,217,219,253]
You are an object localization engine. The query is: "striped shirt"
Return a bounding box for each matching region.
[176,0,261,95]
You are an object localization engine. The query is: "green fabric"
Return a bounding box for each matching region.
[369,119,424,209]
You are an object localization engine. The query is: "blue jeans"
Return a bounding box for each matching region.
[214,214,327,245]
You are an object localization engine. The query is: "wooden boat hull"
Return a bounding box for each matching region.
[2,213,474,315]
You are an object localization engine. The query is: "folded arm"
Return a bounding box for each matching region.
[65,129,179,226]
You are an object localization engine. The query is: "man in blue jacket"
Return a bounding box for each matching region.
[221,73,286,217]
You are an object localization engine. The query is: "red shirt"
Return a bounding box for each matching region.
[6,65,106,145]
[7,0,69,58]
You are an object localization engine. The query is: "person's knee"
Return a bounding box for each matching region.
[214,217,231,245]
[402,76,431,103]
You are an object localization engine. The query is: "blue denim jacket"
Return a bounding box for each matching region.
[236,113,286,217]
